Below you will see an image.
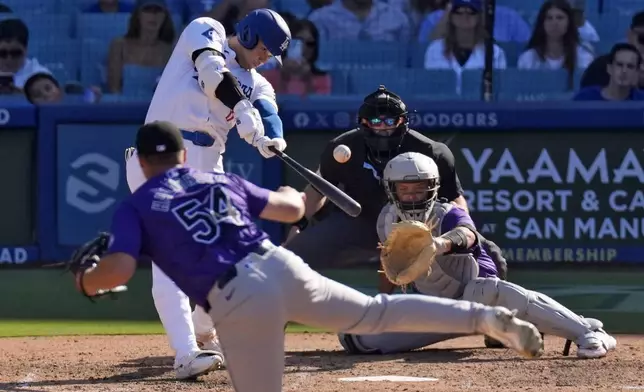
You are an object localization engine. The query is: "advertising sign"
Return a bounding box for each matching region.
[445,131,644,263]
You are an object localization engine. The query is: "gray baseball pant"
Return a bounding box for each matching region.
[206,241,491,392]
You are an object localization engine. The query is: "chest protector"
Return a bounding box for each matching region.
[377,202,479,299]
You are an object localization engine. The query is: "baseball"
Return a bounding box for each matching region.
[333,144,352,163]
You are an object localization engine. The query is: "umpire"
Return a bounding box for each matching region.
[284,85,506,279]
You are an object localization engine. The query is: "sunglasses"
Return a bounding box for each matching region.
[366,117,398,127]
[453,7,477,16]
[0,48,24,59]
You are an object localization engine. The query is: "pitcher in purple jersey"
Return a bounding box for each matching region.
[73,121,544,391]
[339,152,617,359]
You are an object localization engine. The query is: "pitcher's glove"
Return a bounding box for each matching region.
[67,232,127,302]
[378,220,437,286]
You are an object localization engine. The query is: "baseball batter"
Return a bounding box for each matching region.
[339,152,617,359]
[124,9,291,379]
[74,121,544,392]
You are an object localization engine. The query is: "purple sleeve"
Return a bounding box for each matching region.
[106,202,142,259]
[236,176,270,218]
[440,206,475,233]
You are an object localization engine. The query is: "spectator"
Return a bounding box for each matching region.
[389,0,448,37]
[85,0,135,13]
[308,0,411,42]
[202,0,268,35]
[573,43,644,101]
[23,73,103,104]
[567,0,599,48]
[423,0,506,94]
[580,11,644,89]
[107,0,175,93]
[0,3,12,13]
[0,72,22,95]
[518,0,593,90]
[0,19,51,89]
[417,1,530,43]
[261,19,331,96]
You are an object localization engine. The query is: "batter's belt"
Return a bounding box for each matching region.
[181,129,216,147]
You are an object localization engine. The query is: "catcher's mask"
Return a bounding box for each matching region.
[358,85,409,164]
[383,152,440,223]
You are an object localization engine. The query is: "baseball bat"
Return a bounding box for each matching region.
[269,147,362,217]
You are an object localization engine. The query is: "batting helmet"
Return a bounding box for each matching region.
[235,8,291,65]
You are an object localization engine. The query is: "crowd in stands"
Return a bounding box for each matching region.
[0,0,642,105]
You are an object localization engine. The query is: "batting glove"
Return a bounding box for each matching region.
[234,99,264,146]
[256,136,287,159]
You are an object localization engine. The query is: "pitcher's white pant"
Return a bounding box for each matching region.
[126,140,221,358]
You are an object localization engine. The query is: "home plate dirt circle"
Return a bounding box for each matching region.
[0,333,642,391]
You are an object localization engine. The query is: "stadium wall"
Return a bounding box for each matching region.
[0,100,643,265]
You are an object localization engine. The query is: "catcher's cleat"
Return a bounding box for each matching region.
[477,307,543,359]
[174,350,224,380]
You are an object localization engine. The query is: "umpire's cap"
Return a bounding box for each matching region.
[136,121,184,156]
[236,8,291,65]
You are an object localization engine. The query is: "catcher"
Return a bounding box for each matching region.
[338,152,617,359]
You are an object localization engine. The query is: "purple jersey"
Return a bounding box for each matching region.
[107,167,270,308]
[440,206,498,278]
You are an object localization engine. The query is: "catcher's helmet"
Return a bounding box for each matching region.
[235,8,291,65]
[358,85,409,163]
[383,152,440,222]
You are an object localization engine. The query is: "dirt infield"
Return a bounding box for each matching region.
[0,333,641,392]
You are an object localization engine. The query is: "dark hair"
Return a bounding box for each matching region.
[631,11,644,29]
[125,4,175,44]
[526,0,580,90]
[443,5,487,59]
[0,18,28,47]
[23,72,59,104]
[0,3,13,12]
[610,42,642,66]
[292,19,325,75]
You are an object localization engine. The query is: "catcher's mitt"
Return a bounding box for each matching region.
[378,220,437,286]
[65,232,127,302]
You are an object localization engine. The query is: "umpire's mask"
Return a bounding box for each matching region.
[358,85,409,165]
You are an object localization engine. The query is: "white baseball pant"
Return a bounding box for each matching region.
[125,139,221,359]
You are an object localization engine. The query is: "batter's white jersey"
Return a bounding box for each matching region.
[127,17,279,191]
[147,17,277,152]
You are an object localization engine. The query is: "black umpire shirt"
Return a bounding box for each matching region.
[318,129,464,220]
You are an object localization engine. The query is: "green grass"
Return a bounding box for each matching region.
[0,320,325,338]
[1,268,644,337]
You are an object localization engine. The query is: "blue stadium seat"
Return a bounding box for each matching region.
[273,0,311,18]
[409,42,428,68]
[80,38,109,86]
[316,41,408,71]
[498,69,573,99]
[0,14,72,39]
[121,64,163,96]
[496,0,543,19]
[1,0,56,14]
[329,70,349,95]
[497,42,524,68]
[29,39,80,83]
[76,12,131,41]
[498,91,575,102]
[591,12,633,45]
[347,69,457,96]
